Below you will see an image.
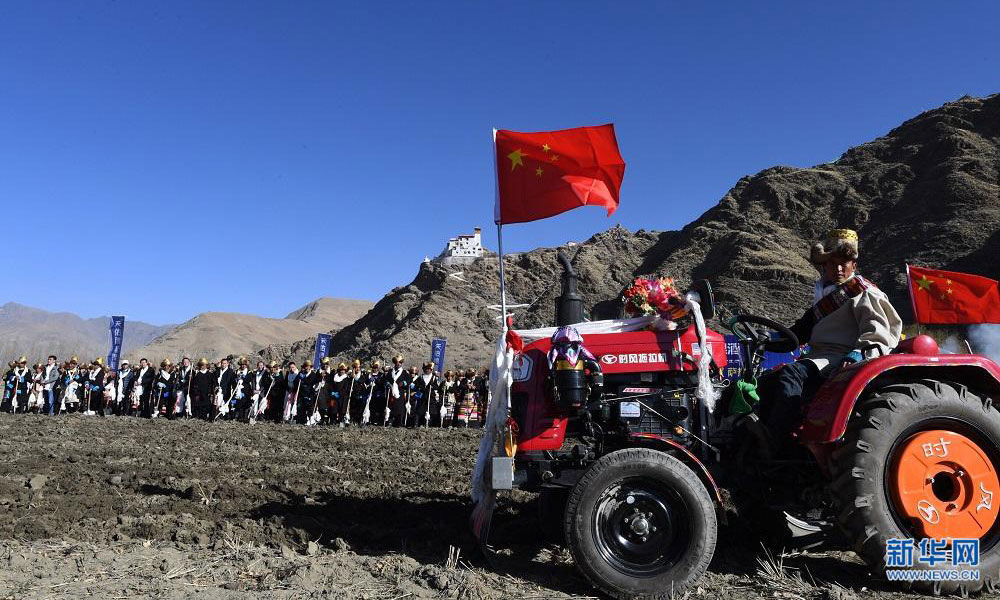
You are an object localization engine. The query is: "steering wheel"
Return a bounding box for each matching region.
[727,314,800,353]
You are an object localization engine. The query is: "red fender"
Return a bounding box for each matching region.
[628,432,724,506]
[799,353,1000,446]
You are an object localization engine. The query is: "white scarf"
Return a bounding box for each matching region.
[390,367,405,398]
[333,373,348,383]
[160,370,172,381]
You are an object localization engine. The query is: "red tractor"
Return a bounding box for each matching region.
[493,256,1000,598]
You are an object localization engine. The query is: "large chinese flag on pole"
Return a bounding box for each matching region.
[494,124,625,225]
[907,265,1000,324]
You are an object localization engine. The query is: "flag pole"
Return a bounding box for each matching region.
[493,128,507,333]
[906,264,921,335]
[497,223,508,332]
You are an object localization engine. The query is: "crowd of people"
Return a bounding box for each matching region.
[1,353,491,427]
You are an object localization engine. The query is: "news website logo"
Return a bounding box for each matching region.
[885,538,981,582]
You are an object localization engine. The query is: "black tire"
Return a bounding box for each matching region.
[538,488,569,543]
[564,448,717,599]
[832,380,1000,595]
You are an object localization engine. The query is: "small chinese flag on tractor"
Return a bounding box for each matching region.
[494,124,625,225]
[907,265,1000,324]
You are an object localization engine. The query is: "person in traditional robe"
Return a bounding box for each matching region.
[102,369,118,415]
[245,359,270,422]
[263,361,286,422]
[134,358,156,417]
[366,361,388,425]
[440,370,456,428]
[52,362,67,414]
[454,368,478,427]
[59,359,81,414]
[1,361,14,412]
[171,357,192,419]
[282,362,300,423]
[295,360,322,425]
[758,229,901,444]
[7,357,31,413]
[152,359,174,418]
[475,367,490,427]
[317,357,334,424]
[42,355,59,415]
[345,359,366,426]
[231,357,252,421]
[27,363,45,413]
[409,362,439,428]
[387,355,411,428]
[214,357,237,420]
[327,363,353,425]
[191,358,214,420]
[115,360,134,417]
[84,358,106,415]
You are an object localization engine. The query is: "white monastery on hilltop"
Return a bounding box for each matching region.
[428,227,485,266]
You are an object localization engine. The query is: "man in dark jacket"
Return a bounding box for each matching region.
[135,358,157,417]
[191,358,214,420]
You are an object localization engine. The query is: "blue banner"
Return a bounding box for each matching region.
[431,338,447,374]
[314,333,332,367]
[107,316,125,371]
[721,334,802,380]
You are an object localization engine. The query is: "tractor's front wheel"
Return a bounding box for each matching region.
[564,448,717,599]
[832,380,1000,595]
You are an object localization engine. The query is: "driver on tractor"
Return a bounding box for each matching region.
[757,228,903,443]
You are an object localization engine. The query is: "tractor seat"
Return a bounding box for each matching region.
[891,334,940,356]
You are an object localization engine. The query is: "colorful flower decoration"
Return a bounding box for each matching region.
[622,276,688,323]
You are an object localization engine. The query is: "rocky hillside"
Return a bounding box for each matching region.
[129,297,372,362]
[261,94,1000,368]
[0,303,170,366]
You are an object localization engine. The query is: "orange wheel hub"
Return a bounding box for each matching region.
[891,429,998,539]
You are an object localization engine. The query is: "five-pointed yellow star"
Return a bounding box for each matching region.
[550,154,559,162]
[916,275,933,291]
[541,143,551,153]
[507,149,526,171]
[535,167,543,176]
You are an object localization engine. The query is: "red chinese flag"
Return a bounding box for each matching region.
[907,265,1000,324]
[494,124,625,225]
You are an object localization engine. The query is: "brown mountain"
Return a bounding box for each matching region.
[130,297,372,362]
[0,303,171,366]
[260,94,1000,368]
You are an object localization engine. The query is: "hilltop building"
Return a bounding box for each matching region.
[436,227,484,266]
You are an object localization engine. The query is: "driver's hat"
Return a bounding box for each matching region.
[810,229,858,265]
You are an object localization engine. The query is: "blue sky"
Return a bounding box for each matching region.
[1,1,997,325]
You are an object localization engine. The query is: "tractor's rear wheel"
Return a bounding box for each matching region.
[564,448,717,599]
[832,380,1000,595]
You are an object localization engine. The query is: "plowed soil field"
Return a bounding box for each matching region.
[0,415,928,599]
